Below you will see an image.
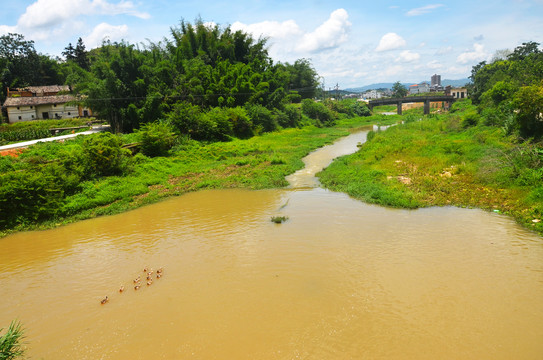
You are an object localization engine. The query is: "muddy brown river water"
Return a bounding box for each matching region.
[1,128,543,359]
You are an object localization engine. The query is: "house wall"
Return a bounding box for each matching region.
[36,104,79,120]
[6,106,37,122]
[451,88,467,99]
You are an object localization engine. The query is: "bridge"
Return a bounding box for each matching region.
[368,95,456,115]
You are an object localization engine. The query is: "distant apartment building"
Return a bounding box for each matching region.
[430,74,444,91]
[3,85,92,123]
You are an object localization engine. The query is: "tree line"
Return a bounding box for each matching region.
[1,19,348,140]
[468,41,543,139]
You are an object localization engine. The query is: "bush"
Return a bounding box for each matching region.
[301,99,336,126]
[166,101,202,135]
[0,163,67,228]
[461,111,480,128]
[82,132,130,177]
[246,104,277,133]
[139,122,176,157]
[226,107,253,139]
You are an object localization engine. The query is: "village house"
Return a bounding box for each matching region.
[408,82,430,95]
[2,85,92,123]
[444,86,468,99]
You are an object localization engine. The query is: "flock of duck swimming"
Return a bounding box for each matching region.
[100,267,164,305]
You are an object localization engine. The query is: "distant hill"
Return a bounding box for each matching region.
[345,78,470,93]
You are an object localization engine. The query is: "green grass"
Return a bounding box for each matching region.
[2,120,382,236]
[319,105,543,235]
[0,321,25,360]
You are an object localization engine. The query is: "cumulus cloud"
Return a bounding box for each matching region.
[375,33,406,52]
[427,60,443,69]
[297,9,351,53]
[17,0,149,29]
[435,45,453,55]
[84,22,129,48]
[231,19,302,40]
[396,50,420,62]
[456,43,489,64]
[406,4,445,16]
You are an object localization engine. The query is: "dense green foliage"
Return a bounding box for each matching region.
[0,33,64,101]
[469,41,543,139]
[0,321,25,360]
[1,20,347,142]
[391,81,408,98]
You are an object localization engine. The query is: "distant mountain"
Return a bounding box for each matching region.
[345,78,470,93]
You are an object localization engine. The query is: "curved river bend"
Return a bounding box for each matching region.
[1,127,543,359]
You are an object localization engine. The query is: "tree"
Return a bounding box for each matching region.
[513,83,543,139]
[284,59,319,99]
[74,37,89,70]
[391,81,407,98]
[62,43,76,61]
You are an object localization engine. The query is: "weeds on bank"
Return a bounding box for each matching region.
[319,105,543,234]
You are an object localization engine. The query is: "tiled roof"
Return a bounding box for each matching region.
[17,85,71,93]
[3,94,76,107]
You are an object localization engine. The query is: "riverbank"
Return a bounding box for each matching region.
[0,116,390,237]
[318,103,543,236]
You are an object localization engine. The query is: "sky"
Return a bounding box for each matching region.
[1,0,542,89]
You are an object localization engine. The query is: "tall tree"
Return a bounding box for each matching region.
[391,81,408,98]
[74,37,89,70]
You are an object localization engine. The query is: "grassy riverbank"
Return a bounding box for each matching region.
[0,116,385,237]
[319,101,543,235]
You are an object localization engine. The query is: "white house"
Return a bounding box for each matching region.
[409,82,430,95]
[3,85,91,123]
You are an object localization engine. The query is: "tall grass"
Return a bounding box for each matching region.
[0,321,25,360]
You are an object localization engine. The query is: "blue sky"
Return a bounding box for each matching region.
[1,0,542,88]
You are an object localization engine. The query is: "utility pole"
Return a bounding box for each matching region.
[334,83,339,101]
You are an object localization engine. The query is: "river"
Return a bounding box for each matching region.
[1,128,542,359]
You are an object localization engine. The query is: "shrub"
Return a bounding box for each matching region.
[226,107,253,139]
[139,122,176,157]
[81,132,130,177]
[461,111,480,128]
[301,99,336,126]
[0,163,67,228]
[166,101,202,135]
[246,104,277,132]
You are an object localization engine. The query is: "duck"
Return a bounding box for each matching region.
[119,286,125,293]
[146,275,152,281]
[134,285,140,290]
[143,267,148,273]
[100,296,109,305]
[148,270,154,276]
[157,268,163,274]
[156,273,162,279]
[147,280,153,286]
[133,276,141,284]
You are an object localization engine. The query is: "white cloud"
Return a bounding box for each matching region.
[297,8,351,53]
[231,19,302,40]
[396,50,420,62]
[17,0,149,29]
[406,4,445,16]
[435,45,453,55]
[376,33,406,52]
[456,43,489,64]
[84,22,129,48]
[384,65,405,77]
[427,60,443,69]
